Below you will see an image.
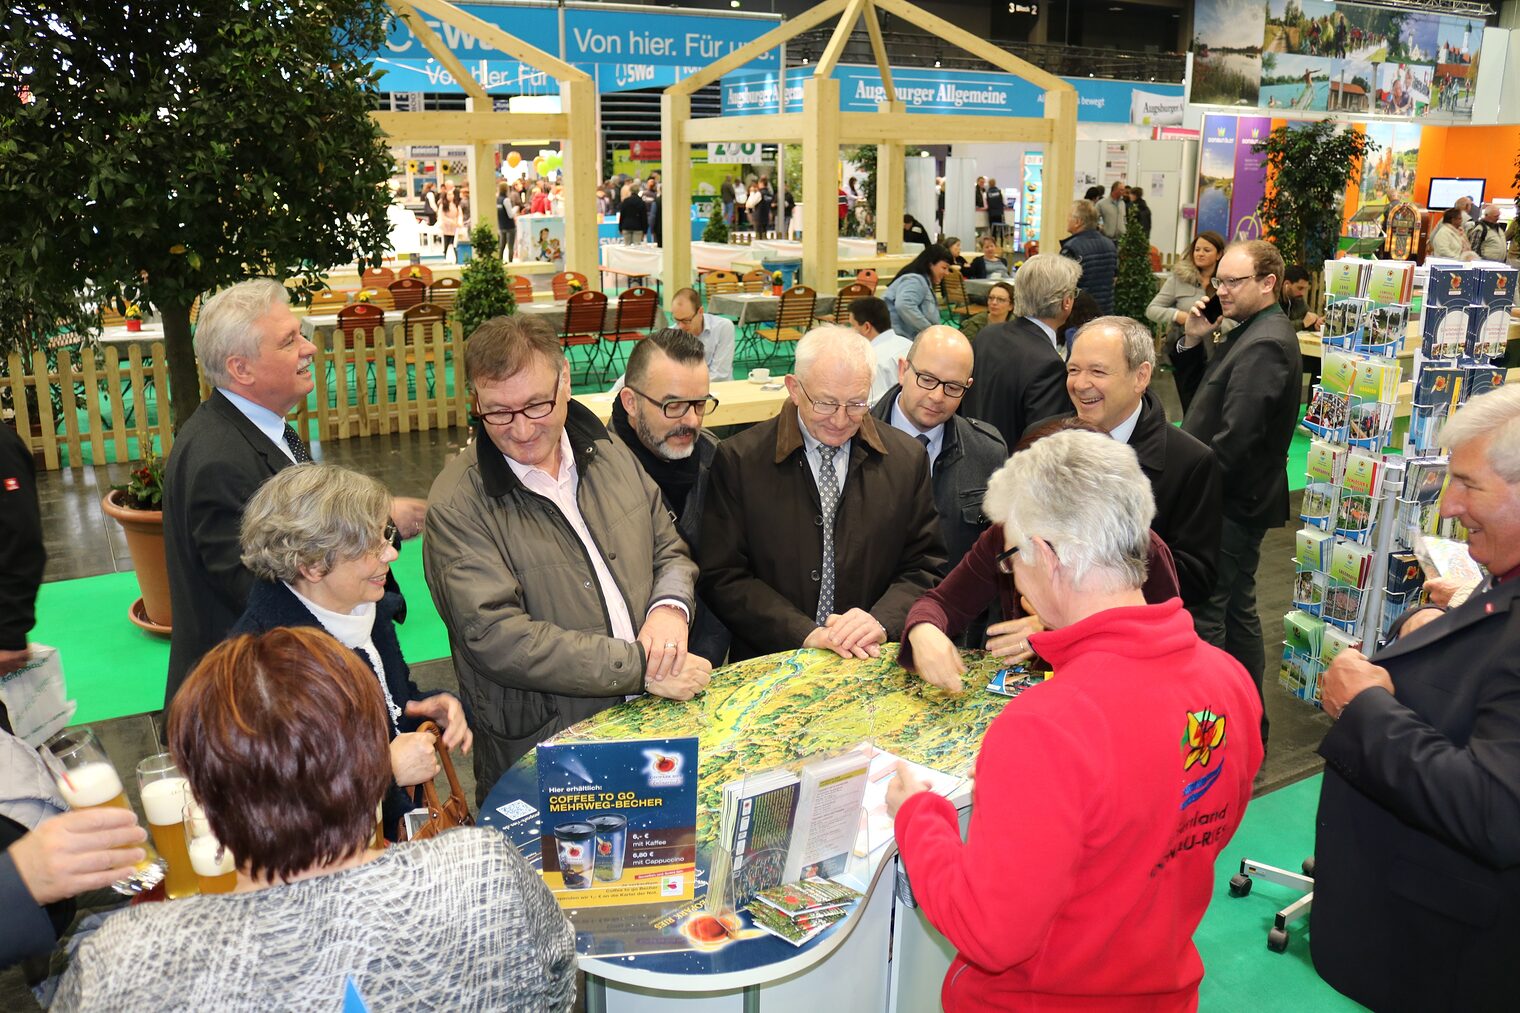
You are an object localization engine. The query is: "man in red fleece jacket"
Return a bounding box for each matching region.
[888,430,1263,1011]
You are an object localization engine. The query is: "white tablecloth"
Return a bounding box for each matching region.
[518,298,668,332]
[600,244,664,275]
[690,242,755,272]
[708,291,837,326]
[97,323,167,346]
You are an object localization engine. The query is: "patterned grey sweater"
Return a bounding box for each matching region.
[53,828,576,1012]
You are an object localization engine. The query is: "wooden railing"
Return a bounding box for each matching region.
[2,321,470,470]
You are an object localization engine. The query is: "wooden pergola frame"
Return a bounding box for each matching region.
[370,0,600,287]
[660,0,1077,297]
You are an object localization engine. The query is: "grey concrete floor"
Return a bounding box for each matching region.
[33,371,1328,810]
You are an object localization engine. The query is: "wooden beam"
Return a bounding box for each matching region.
[561,78,601,292]
[838,111,1054,145]
[1041,88,1079,253]
[660,91,694,302]
[870,0,1071,95]
[815,0,866,78]
[800,77,841,294]
[680,113,803,145]
[386,0,489,103]
[370,110,566,145]
[671,0,849,97]
[404,0,589,83]
[875,101,905,254]
[860,2,894,98]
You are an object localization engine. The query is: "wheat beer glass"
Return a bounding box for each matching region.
[42,728,166,895]
[137,753,197,899]
[184,801,237,895]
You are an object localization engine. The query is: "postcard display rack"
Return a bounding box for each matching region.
[1281,257,1512,706]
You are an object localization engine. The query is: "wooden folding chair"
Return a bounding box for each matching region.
[361,266,395,289]
[355,287,395,310]
[511,275,535,305]
[552,271,590,301]
[561,290,609,385]
[397,263,433,286]
[428,277,461,311]
[940,270,970,324]
[335,303,385,398]
[704,270,740,298]
[401,303,447,397]
[749,285,816,368]
[310,289,351,313]
[388,277,427,310]
[741,269,769,294]
[818,281,873,324]
[597,287,659,383]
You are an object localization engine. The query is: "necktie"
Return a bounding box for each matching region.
[816,445,841,626]
[282,424,312,464]
[916,434,932,474]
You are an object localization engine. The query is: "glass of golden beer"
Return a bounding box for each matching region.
[42,728,166,895]
[137,753,197,899]
[184,801,237,895]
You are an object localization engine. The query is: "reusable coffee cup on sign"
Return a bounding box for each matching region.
[590,814,628,882]
[553,822,596,889]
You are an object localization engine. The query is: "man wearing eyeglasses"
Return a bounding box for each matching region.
[670,288,735,382]
[699,327,946,662]
[869,325,1007,572]
[1172,239,1302,749]
[609,328,730,666]
[424,315,709,801]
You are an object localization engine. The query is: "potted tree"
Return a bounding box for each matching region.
[455,223,516,340]
[101,453,171,634]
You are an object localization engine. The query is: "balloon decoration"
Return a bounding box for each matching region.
[506,150,522,168]
[542,152,564,173]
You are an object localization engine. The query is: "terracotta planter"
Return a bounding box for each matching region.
[101,490,172,634]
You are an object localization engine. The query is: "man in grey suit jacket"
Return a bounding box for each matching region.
[1312,385,1520,1011]
[1172,240,1302,746]
[1096,181,1128,242]
[162,279,426,706]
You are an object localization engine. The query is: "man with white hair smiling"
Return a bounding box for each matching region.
[886,429,1262,1011]
[699,326,945,661]
[1311,384,1520,1011]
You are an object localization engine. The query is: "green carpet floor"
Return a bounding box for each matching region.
[1196,774,1362,1011]
[35,536,449,725]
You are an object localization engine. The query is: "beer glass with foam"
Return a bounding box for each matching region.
[42,728,165,895]
[137,754,197,899]
[184,801,237,895]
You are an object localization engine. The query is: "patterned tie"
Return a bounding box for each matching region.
[282,424,312,464]
[815,444,841,626]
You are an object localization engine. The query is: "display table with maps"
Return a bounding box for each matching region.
[482,646,1011,1012]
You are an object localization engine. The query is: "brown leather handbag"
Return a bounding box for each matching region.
[407,721,473,841]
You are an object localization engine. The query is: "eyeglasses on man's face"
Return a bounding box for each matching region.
[473,391,558,425]
[627,386,720,420]
[906,360,970,398]
[1214,273,1266,293]
[796,379,870,418]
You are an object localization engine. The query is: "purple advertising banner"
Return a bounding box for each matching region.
[1197,114,1238,239]
[1230,116,1272,241]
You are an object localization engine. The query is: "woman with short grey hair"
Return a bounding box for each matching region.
[232,463,471,840]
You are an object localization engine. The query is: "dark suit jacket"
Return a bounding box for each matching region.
[1312,575,1520,1011]
[1026,390,1221,611]
[698,407,946,661]
[1175,304,1302,530]
[960,317,1074,451]
[163,390,294,705]
[0,422,45,651]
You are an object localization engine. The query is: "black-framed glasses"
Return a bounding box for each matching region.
[994,546,1020,574]
[795,379,870,419]
[473,391,558,425]
[906,361,970,398]
[1214,272,1266,293]
[627,386,720,419]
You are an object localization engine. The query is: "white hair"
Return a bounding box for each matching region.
[195,279,291,388]
[1071,315,1156,372]
[1069,199,1099,231]
[983,430,1155,590]
[1440,385,1520,482]
[1013,253,1082,320]
[793,326,873,385]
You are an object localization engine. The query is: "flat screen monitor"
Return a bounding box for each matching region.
[1427,178,1485,210]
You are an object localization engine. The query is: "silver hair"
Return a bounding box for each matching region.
[240,463,392,583]
[982,430,1155,591]
[1481,203,1500,216]
[1440,385,1520,482]
[1069,199,1099,231]
[1013,253,1083,319]
[1071,315,1156,372]
[793,326,874,386]
[195,279,291,388]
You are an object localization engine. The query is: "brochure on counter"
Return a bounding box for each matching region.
[537,737,698,908]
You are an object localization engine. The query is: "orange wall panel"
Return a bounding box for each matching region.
[1412,126,1517,206]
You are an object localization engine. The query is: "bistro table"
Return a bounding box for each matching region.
[95,322,167,354]
[481,645,1006,1012]
[708,291,837,328]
